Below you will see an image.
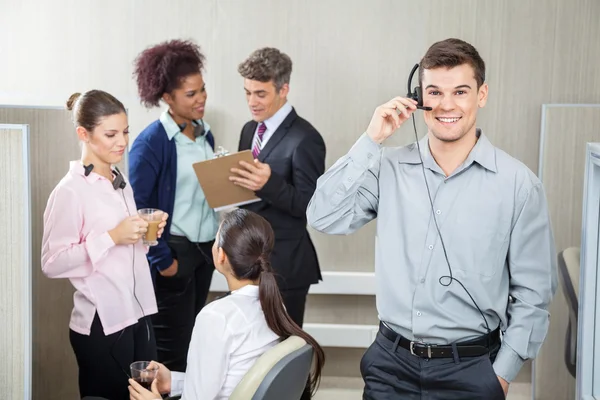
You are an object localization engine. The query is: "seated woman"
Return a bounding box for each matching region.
[128,209,325,400]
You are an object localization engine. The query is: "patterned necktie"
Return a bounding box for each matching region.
[252,123,267,158]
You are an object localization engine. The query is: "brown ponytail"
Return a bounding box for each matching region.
[219,209,325,396]
[258,259,325,395]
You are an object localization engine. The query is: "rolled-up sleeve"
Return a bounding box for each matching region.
[41,185,115,279]
[493,183,558,382]
[307,133,382,235]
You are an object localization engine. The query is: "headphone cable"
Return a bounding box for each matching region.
[410,115,492,342]
[108,177,150,380]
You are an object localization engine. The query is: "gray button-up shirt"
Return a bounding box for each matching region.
[307,131,557,382]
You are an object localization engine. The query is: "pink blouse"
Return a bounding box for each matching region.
[41,161,157,335]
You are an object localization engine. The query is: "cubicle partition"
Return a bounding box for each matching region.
[578,142,600,399]
[0,106,81,399]
[0,124,32,400]
[536,104,600,400]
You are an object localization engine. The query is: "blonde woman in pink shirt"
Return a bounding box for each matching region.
[41,90,168,400]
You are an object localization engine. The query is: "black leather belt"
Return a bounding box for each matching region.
[379,322,500,359]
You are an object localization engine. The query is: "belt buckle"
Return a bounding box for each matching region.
[410,341,433,358]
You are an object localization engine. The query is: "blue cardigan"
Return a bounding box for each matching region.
[128,120,215,273]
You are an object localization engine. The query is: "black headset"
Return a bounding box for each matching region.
[178,120,206,138]
[83,164,126,190]
[407,63,433,111]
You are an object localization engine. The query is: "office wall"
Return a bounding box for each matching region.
[0,125,30,400]
[2,0,600,399]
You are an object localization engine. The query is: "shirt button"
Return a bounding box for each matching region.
[428,245,433,250]
[416,311,422,317]
[436,210,441,215]
[348,177,353,182]
[420,278,425,283]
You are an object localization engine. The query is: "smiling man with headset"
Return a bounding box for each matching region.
[307,38,557,399]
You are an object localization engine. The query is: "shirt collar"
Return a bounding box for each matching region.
[397,129,497,173]
[231,284,260,298]
[69,160,115,183]
[262,102,293,133]
[160,109,209,141]
[464,130,497,173]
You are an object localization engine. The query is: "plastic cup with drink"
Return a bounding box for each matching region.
[138,208,164,246]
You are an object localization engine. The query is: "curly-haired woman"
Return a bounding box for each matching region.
[128,39,218,373]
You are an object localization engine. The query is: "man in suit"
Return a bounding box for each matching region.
[230,47,326,328]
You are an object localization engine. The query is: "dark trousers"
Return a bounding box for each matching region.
[361,331,505,400]
[280,286,310,327]
[152,235,215,372]
[70,313,156,400]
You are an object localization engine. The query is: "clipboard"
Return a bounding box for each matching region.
[193,150,261,211]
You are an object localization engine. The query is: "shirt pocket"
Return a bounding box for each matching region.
[448,201,511,278]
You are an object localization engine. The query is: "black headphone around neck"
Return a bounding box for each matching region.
[83,163,126,190]
[178,120,206,138]
[407,63,433,111]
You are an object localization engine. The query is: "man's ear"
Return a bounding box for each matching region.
[278,83,290,99]
[478,83,488,108]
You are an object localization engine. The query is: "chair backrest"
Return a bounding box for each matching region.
[558,247,581,315]
[230,336,313,400]
[557,246,581,378]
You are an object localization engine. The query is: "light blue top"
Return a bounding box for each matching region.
[160,110,218,243]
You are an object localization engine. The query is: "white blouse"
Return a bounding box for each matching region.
[170,284,280,399]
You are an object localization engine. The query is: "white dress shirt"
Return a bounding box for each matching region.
[170,284,280,399]
[252,101,293,151]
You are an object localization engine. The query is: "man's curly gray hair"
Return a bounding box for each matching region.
[238,47,292,91]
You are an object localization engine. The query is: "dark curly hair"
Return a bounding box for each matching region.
[133,39,206,108]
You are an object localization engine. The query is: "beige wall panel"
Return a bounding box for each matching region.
[0,126,29,399]
[536,105,600,400]
[0,108,80,399]
[304,295,379,325]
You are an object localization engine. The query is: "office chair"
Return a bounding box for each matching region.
[231,335,313,400]
[557,246,580,378]
[164,336,314,400]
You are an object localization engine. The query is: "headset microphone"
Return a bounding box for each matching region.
[407,63,433,111]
